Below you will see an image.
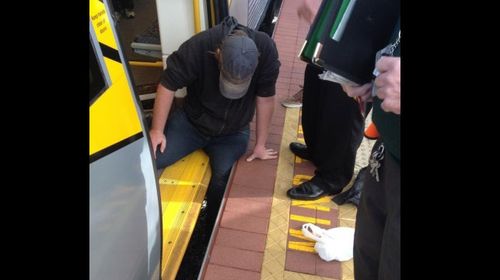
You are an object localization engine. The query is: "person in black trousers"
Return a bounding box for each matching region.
[285,0,364,200]
[286,63,364,200]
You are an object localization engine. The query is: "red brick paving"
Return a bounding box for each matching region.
[316,258,342,279]
[220,211,269,234]
[215,228,268,252]
[224,197,272,219]
[285,250,317,275]
[202,0,321,278]
[209,245,264,272]
[204,264,261,280]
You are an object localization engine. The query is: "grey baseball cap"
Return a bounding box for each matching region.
[219,33,259,99]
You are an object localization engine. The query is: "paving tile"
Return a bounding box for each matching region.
[288,219,305,232]
[209,245,264,272]
[236,156,278,172]
[285,249,316,275]
[315,258,341,279]
[215,228,267,252]
[286,234,309,243]
[316,208,339,227]
[204,264,261,280]
[231,163,276,190]
[225,197,272,219]
[220,211,269,234]
[290,205,316,218]
[228,183,273,203]
[294,159,315,170]
[294,166,315,177]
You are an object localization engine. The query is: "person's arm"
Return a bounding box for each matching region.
[149,84,175,157]
[374,56,400,115]
[246,95,278,162]
[149,32,204,156]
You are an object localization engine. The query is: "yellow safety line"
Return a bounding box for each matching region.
[292,174,313,186]
[287,242,316,253]
[289,240,315,247]
[291,196,332,205]
[295,204,331,212]
[289,229,315,241]
[290,214,331,226]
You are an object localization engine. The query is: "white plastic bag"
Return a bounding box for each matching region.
[301,223,355,262]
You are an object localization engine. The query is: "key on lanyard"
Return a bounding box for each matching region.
[369,144,385,182]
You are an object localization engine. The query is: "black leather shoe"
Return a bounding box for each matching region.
[289,142,312,161]
[287,180,328,200]
[332,167,367,206]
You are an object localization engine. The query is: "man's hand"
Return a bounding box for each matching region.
[374,57,400,115]
[149,129,166,158]
[341,83,373,102]
[246,144,278,162]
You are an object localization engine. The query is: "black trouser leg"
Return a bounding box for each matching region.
[354,141,400,280]
[302,64,364,189]
[378,151,400,280]
[301,64,320,154]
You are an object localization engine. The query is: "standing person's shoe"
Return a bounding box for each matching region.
[287,181,327,200]
[289,142,312,161]
[281,88,303,108]
[287,176,344,200]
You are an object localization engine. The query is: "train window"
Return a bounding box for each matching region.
[89,37,108,104]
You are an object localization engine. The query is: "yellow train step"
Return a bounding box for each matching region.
[159,149,211,280]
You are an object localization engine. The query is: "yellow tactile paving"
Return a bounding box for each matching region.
[292,174,313,186]
[261,108,299,280]
[288,241,316,253]
[290,214,331,226]
[293,204,331,212]
[291,197,332,206]
[261,106,376,279]
[289,229,315,241]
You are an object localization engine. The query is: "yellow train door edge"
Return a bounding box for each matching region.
[90,0,161,279]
